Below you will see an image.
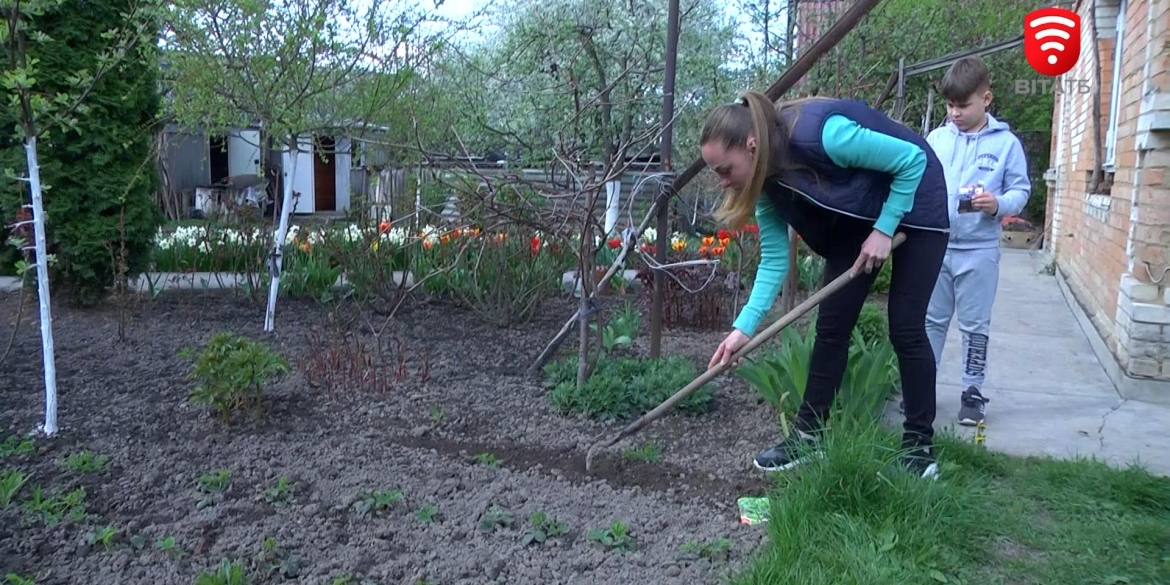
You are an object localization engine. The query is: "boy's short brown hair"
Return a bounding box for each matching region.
[941,56,991,102]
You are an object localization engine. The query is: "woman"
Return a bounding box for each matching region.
[702,91,949,479]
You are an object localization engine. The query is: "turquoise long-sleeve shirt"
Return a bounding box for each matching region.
[730,113,926,337]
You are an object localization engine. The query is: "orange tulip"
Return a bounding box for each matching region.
[702,235,715,247]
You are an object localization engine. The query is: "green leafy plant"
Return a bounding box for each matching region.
[87,525,118,549]
[473,452,500,468]
[0,435,34,458]
[870,258,893,294]
[590,301,641,353]
[182,332,289,425]
[0,469,29,507]
[264,476,291,505]
[588,521,635,551]
[836,330,901,426]
[414,225,575,327]
[798,253,826,292]
[194,559,251,585]
[195,470,231,509]
[545,355,712,420]
[736,327,814,432]
[156,536,185,560]
[61,450,108,473]
[522,510,568,546]
[478,505,513,533]
[22,485,85,525]
[737,326,899,434]
[680,537,733,562]
[278,242,342,302]
[4,574,35,585]
[254,536,300,580]
[854,302,889,346]
[621,442,661,463]
[415,503,440,524]
[353,489,403,516]
[429,404,445,424]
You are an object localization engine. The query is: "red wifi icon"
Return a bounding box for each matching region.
[1024,7,1082,77]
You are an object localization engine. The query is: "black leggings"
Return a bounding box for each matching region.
[795,222,948,447]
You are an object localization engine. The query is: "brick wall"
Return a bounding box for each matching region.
[1046,0,1170,388]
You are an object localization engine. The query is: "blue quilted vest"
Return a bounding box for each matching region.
[761,98,949,254]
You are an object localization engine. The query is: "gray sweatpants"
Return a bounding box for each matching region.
[924,246,1001,390]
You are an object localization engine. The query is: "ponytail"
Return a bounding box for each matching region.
[701,91,784,228]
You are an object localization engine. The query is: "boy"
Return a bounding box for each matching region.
[924,56,1031,426]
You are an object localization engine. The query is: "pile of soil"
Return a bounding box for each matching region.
[0,288,798,584]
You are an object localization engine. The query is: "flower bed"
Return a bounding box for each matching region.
[146,220,768,327]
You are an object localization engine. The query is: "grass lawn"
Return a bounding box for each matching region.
[730,419,1170,585]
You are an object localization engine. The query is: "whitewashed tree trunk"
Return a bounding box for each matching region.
[264,137,300,332]
[604,179,621,236]
[24,136,59,436]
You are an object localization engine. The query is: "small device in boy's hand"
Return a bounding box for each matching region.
[957,184,983,213]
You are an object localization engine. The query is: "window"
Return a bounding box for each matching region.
[1104,0,1127,171]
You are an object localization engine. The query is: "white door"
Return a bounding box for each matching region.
[335,137,352,212]
[227,129,261,177]
[281,135,315,214]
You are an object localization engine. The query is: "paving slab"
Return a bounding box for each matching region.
[885,248,1170,477]
[0,276,22,293]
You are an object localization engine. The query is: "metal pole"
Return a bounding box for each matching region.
[650,0,680,359]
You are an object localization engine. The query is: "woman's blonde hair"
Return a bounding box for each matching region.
[700,91,827,227]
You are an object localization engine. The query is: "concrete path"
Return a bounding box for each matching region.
[904,248,1170,476]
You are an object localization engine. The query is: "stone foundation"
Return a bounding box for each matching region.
[1115,274,1170,380]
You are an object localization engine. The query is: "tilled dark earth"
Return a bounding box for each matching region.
[0,287,800,584]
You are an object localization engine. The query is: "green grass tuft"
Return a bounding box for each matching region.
[729,419,1170,585]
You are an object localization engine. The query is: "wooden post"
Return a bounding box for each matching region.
[780,226,799,312]
[894,57,906,122]
[923,86,935,135]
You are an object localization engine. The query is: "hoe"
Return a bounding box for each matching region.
[584,232,907,472]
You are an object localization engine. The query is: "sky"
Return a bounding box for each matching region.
[418,0,778,50]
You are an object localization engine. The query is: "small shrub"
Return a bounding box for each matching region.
[182,332,289,425]
[545,355,712,420]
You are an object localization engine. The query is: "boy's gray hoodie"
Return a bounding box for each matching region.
[925,113,1032,250]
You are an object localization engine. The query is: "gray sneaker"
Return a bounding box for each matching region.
[958,387,988,426]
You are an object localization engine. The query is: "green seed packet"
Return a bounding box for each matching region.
[737,496,770,526]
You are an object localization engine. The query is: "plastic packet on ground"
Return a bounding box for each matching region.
[737,496,770,526]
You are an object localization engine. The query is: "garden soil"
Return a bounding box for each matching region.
[0,288,812,584]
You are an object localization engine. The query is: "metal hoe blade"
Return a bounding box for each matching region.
[583,232,908,473]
